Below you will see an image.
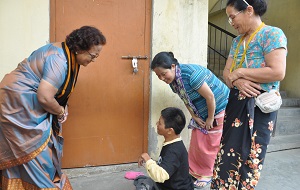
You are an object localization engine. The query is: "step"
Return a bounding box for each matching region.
[267,134,300,152]
[281,98,300,107]
[277,107,300,117]
[280,91,287,98]
[275,116,300,136]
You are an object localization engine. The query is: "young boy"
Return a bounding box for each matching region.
[138,107,194,190]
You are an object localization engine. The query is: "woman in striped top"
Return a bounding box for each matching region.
[151,51,229,189]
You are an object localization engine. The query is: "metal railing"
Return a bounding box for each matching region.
[207,22,236,79]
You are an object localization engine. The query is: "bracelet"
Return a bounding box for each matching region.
[231,79,237,86]
[58,106,64,116]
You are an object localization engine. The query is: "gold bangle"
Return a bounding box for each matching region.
[58,107,64,115]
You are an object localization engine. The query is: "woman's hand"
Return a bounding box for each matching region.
[233,78,262,97]
[194,116,206,128]
[226,68,244,88]
[185,104,206,128]
[58,105,68,123]
[227,74,238,89]
[205,117,214,130]
[224,76,233,88]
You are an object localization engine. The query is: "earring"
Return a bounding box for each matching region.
[75,52,78,55]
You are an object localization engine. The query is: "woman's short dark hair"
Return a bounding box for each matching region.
[161,107,186,135]
[66,26,106,53]
[227,0,267,16]
[150,51,179,70]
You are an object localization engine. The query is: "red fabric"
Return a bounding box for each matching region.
[188,111,224,178]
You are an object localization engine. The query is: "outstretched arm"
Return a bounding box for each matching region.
[138,153,170,183]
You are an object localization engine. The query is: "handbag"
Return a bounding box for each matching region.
[255,89,282,113]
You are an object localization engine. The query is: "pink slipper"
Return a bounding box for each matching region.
[124,171,144,180]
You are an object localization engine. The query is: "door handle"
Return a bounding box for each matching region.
[121,55,148,59]
[121,55,148,74]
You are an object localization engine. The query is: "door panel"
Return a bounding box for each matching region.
[50,0,151,168]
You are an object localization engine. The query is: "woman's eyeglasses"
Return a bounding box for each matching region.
[228,11,242,25]
[86,51,99,60]
[228,0,250,25]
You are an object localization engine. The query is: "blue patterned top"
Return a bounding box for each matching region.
[170,64,229,120]
[229,25,287,91]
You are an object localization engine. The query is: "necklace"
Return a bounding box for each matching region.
[230,22,265,73]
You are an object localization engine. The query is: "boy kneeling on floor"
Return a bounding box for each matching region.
[137,107,194,190]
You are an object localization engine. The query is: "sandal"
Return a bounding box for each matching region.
[193,177,212,189]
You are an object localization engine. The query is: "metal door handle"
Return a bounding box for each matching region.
[122,55,148,74]
[121,55,148,59]
[132,58,138,74]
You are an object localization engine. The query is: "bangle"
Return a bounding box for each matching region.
[58,106,64,116]
[232,79,237,86]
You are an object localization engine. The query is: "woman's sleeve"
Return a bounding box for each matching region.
[263,27,287,54]
[42,54,67,89]
[190,66,208,91]
[228,37,239,59]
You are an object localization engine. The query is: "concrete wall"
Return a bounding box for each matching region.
[264,0,300,98]
[149,0,209,159]
[0,0,49,80]
[209,0,300,97]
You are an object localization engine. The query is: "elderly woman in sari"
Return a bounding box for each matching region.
[0,26,106,189]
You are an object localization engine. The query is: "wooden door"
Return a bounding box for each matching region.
[50,0,151,168]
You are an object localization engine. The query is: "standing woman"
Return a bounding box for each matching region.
[0,26,106,189]
[211,0,287,189]
[151,52,229,189]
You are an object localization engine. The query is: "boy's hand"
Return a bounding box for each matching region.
[138,153,151,167]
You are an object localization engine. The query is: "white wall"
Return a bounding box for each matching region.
[0,0,49,79]
[150,0,209,159]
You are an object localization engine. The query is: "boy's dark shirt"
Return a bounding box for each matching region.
[157,140,194,190]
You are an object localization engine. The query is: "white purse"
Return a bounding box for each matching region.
[255,89,282,113]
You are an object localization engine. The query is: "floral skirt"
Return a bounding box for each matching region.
[211,89,277,190]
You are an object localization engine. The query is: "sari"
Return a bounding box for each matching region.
[0,42,79,190]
